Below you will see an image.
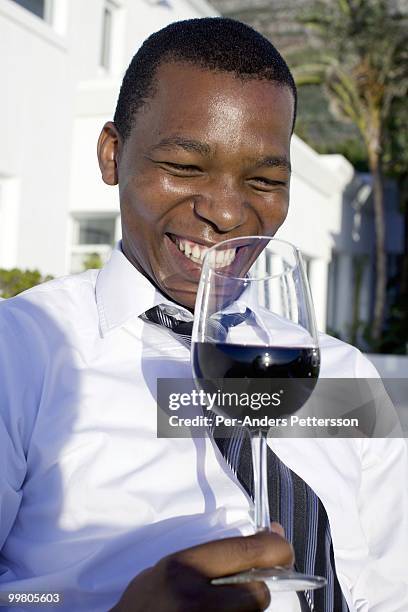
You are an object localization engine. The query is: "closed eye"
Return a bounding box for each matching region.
[248,177,287,190]
[158,161,203,174]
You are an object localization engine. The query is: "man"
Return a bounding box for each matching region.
[0,17,407,612]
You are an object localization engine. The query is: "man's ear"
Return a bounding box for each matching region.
[97,121,121,186]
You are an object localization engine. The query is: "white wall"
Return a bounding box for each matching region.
[0,176,20,268]
[1,0,74,275]
[69,117,118,216]
[277,136,356,331]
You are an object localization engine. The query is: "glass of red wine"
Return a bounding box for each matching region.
[191,236,326,591]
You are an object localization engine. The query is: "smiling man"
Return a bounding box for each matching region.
[0,17,407,612]
[99,50,293,310]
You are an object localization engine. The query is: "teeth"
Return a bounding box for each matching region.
[212,247,237,268]
[172,236,237,268]
[216,251,224,265]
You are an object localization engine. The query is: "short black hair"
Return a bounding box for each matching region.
[114,17,297,140]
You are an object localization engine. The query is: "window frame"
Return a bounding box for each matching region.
[2,0,68,47]
[69,213,121,274]
[99,3,113,71]
[98,0,125,75]
[9,0,53,23]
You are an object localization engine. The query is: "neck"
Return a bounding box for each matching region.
[120,240,195,313]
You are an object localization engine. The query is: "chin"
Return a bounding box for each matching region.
[161,284,197,312]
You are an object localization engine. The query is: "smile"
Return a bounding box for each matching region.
[169,235,237,268]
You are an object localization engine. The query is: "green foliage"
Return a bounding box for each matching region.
[326,326,343,341]
[360,270,408,354]
[379,292,408,354]
[362,292,408,355]
[292,0,408,343]
[383,96,408,183]
[381,87,408,354]
[293,0,408,148]
[0,268,54,299]
[82,252,103,270]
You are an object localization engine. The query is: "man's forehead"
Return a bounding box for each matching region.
[154,60,293,96]
[128,61,295,151]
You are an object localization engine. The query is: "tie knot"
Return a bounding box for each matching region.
[140,304,194,347]
[140,303,254,346]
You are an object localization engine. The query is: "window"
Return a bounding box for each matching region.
[11,0,53,21]
[100,3,113,70]
[78,217,116,246]
[99,1,125,74]
[70,214,120,273]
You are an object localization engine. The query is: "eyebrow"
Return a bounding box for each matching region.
[148,136,211,157]
[252,155,291,173]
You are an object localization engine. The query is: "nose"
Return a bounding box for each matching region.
[193,178,248,233]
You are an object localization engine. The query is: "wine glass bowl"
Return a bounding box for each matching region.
[191,236,326,591]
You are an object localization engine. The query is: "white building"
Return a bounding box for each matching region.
[1,0,402,339]
[1,0,218,276]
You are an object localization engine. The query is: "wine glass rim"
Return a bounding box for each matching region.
[203,235,302,281]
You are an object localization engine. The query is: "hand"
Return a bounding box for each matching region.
[111,524,293,611]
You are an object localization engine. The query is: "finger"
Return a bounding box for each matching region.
[204,582,271,611]
[270,522,285,537]
[173,531,294,578]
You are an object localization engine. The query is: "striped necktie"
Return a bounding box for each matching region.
[141,303,349,612]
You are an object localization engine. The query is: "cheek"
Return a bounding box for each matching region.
[120,172,191,221]
[119,176,163,224]
[258,195,289,233]
[119,177,177,276]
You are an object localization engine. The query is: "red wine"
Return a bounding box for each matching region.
[192,343,320,423]
[193,343,320,379]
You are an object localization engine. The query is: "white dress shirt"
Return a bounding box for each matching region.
[0,245,407,612]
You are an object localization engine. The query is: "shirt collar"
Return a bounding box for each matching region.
[95,242,182,337]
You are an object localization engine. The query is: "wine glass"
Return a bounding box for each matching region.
[191,236,326,591]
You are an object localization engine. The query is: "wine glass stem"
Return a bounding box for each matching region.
[250,430,271,532]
